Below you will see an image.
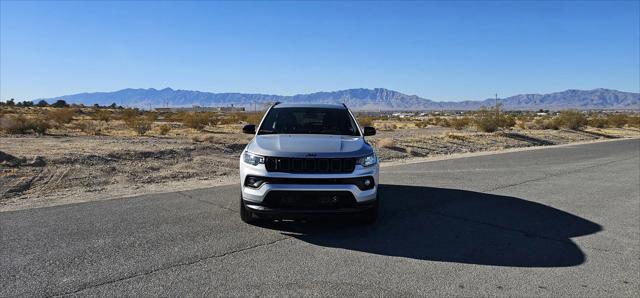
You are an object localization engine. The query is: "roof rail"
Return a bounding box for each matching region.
[272,101,281,107]
[341,103,348,109]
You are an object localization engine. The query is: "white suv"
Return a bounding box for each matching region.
[239,103,379,224]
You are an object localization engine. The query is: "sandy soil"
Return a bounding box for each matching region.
[1,127,638,212]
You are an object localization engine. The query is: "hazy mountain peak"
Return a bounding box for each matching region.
[37,88,639,110]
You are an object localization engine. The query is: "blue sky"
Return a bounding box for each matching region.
[1,1,638,101]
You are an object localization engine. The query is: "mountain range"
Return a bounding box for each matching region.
[37,88,639,110]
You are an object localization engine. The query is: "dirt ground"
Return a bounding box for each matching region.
[1,126,638,212]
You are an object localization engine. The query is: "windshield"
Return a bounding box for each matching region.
[258,107,360,136]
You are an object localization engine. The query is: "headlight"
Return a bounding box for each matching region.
[243,151,264,166]
[357,153,378,167]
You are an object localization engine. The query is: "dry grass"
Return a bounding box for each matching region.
[446,132,468,141]
[47,108,76,126]
[158,124,171,135]
[375,137,395,148]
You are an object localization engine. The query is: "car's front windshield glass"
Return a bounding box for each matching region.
[258,107,360,136]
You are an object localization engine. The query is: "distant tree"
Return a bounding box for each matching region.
[6,98,15,106]
[109,102,117,109]
[93,103,101,109]
[51,99,69,108]
[19,101,34,107]
[36,100,49,107]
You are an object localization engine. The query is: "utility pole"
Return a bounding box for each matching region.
[495,93,499,117]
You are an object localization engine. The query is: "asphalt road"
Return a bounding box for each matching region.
[2,139,639,297]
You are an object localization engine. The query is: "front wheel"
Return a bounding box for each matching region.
[240,195,256,224]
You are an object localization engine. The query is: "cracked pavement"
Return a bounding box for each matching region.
[1,139,639,297]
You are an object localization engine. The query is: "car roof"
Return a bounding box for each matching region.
[272,103,346,109]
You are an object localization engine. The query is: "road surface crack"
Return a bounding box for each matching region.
[47,237,290,297]
[176,191,238,213]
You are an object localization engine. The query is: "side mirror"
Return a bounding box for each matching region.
[242,124,256,134]
[363,126,376,136]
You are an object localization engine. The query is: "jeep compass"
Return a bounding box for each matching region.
[239,103,379,223]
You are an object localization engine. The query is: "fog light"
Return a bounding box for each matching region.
[245,176,264,188]
[363,179,371,186]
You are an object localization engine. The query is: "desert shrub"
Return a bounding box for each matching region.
[473,108,499,132]
[414,120,429,128]
[449,117,471,130]
[357,116,374,127]
[446,132,468,141]
[606,114,628,128]
[30,118,51,135]
[435,117,450,127]
[181,112,210,130]
[379,123,397,131]
[93,109,113,122]
[159,124,171,135]
[125,117,153,135]
[120,109,138,123]
[532,118,545,129]
[556,110,587,130]
[245,112,264,125]
[1,115,31,134]
[0,114,49,134]
[47,108,75,126]
[627,116,640,128]
[498,115,516,128]
[588,116,608,128]
[375,138,395,148]
[545,118,561,130]
[75,120,102,135]
[144,111,158,122]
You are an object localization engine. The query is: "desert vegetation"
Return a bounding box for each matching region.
[1,100,638,211]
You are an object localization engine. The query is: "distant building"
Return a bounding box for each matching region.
[155,105,245,112]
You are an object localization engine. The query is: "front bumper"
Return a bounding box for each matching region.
[244,197,377,219]
[240,165,379,203]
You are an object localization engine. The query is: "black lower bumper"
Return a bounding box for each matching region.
[243,199,377,219]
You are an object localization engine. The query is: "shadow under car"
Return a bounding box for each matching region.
[256,184,602,268]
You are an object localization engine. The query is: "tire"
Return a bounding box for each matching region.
[359,198,378,224]
[240,195,256,224]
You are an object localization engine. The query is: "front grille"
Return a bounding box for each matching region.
[263,191,357,209]
[265,157,356,173]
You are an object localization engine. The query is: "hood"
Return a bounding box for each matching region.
[246,134,373,158]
